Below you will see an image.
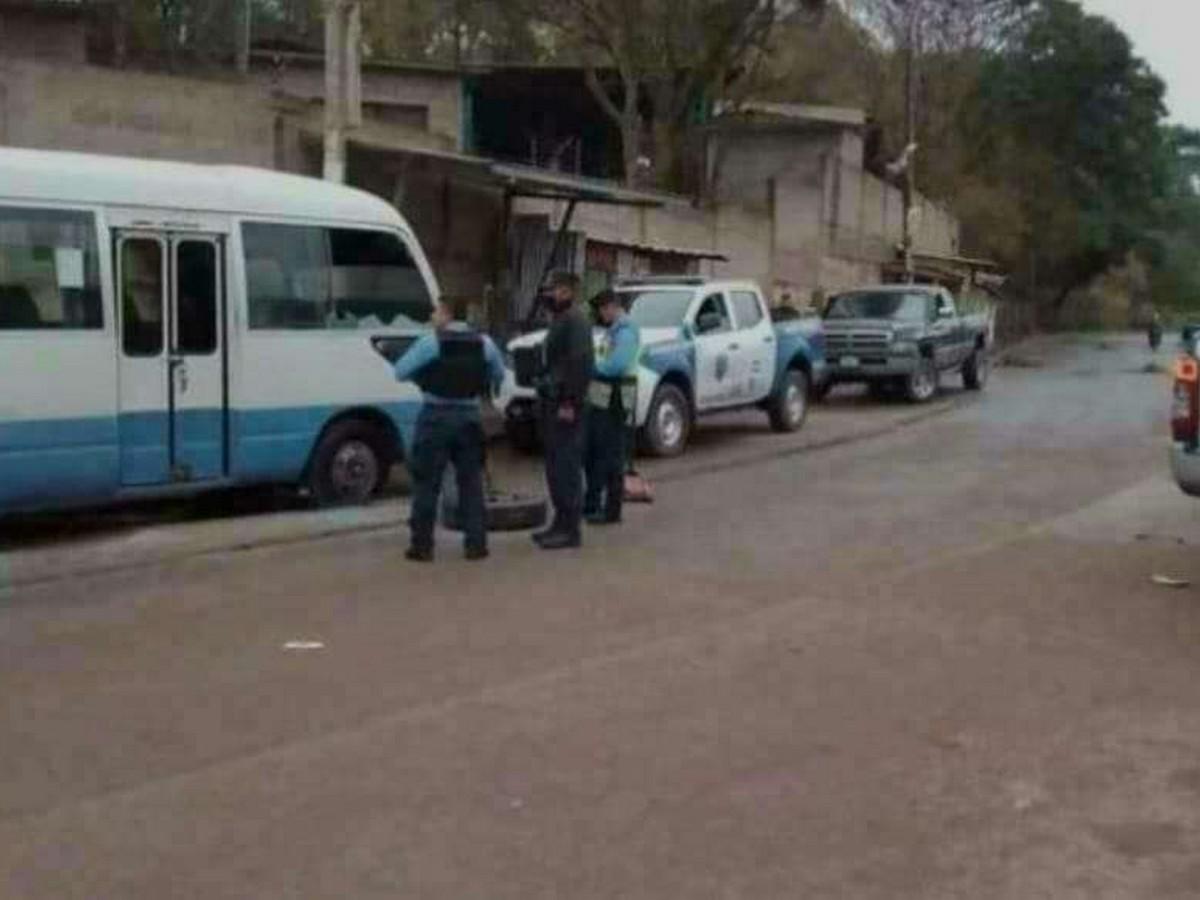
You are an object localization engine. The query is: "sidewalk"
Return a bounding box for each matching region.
[1,389,966,593]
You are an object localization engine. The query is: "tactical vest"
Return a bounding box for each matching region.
[587,320,640,420]
[414,329,488,399]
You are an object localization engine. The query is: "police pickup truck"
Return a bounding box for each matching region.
[819,284,991,402]
[499,277,827,457]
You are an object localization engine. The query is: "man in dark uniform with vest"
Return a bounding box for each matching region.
[584,289,641,525]
[533,271,594,550]
[393,299,506,562]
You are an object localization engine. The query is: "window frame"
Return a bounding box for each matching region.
[730,290,765,331]
[691,292,733,336]
[0,203,106,333]
[239,219,435,333]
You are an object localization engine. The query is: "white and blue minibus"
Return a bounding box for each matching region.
[0,147,437,515]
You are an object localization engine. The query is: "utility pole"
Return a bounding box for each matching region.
[324,0,362,183]
[901,2,917,284]
[236,0,252,75]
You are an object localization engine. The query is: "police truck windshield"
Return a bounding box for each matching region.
[620,289,696,329]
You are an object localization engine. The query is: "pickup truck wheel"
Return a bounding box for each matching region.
[905,360,940,404]
[768,369,810,432]
[643,384,691,457]
[962,348,990,391]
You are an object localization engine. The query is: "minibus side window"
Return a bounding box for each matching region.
[0,206,102,331]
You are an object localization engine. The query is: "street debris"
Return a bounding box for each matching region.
[1151,574,1190,589]
[997,353,1044,369]
[282,640,326,651]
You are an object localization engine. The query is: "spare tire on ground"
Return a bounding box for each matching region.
[441,488,548,532]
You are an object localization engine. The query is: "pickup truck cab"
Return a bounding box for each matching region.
[821,284,991,402]
[500,277,827,457]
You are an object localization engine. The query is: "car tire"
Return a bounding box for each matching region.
[505,417,541,455]
[962,348,989,391]
[441,489,549,532]
[904,359,940,404]
[641,384,691,457]
[307,420,392,508]
[768,369,810,432]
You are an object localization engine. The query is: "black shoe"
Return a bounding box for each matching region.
[538,531,581,550]
[585,512,621,526]
[406,547,433,563]
[532,527,559,546]
[465,547,490,561]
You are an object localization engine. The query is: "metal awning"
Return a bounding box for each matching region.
[591,237,727,261]
[489,163,667,208]
[329,134,670,208]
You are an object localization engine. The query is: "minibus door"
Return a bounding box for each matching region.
[116,232,227,486]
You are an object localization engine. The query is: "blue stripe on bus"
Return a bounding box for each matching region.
[0,402,422,514]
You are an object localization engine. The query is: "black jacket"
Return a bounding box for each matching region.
[542,304,594,407]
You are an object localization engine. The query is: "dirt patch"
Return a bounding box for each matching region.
[1092,821,1187,859]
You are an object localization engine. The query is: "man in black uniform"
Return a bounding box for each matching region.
[393,299,506,562]
[534,272,594,550]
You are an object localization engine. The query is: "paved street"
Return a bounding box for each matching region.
[5,333,1200,899]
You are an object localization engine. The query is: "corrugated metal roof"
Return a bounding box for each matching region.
[592,237,727,261]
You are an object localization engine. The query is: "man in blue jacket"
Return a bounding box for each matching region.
[584,289,641,525]
[393,299,506,562]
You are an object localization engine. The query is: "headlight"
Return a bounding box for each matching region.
[891,340,919,355]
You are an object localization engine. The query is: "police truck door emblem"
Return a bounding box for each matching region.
[716,354,729,381]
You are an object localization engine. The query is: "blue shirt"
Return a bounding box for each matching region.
[594,314,641,380]
[393,323,507,409]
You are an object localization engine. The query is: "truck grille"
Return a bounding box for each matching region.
[825,331,891,355]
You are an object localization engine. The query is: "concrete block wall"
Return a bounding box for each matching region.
[258,64,463,151]
[0,59,281,166]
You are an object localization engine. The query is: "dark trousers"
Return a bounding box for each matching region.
[585,404,625,521]
[542,403,585,538]
[409,405,486,554]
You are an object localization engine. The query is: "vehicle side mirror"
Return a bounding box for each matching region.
[696,312,723,335]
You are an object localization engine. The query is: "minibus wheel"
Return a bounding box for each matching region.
[308,420,390,507]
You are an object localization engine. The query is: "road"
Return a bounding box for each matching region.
[3,333,1200,899]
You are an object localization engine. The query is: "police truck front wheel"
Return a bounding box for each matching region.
[642,384,691,457]
[307,420,391,507]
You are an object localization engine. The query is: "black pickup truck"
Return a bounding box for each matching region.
[818,284,991,402]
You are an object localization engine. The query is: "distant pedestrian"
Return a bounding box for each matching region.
[584,290,641,525]
[1149,309,1163,351]
[533,272,594,550]
[393,299,506,562]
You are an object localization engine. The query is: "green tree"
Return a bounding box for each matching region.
[977,0,1167,303]
[528,0,827,190]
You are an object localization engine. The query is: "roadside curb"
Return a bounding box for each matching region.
[1,501,410,594]
[1,395,968,593]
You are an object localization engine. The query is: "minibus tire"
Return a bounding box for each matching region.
[307,420,390,508]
